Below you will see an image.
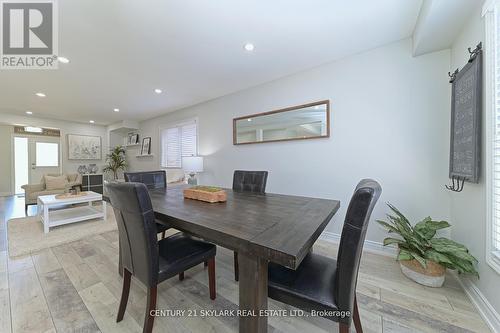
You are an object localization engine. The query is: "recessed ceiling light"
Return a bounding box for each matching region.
[57,56,69,64]
[35,92,46,97]
[247,118,252,122]
[154,88,162,94]
[244,43,255,51]
[89,120,95,124]
[26,111,32,115]
[113,108,120,112]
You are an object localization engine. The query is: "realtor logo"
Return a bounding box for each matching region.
[0,0,58,69]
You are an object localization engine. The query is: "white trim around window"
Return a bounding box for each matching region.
[158,118,199,169]
[484,1,500,274]
[483,0,496,16]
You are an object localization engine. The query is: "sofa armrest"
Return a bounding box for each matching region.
[21,183,45,192]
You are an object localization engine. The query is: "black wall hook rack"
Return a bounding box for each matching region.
[445,175,466,192]
[468,42,482,62]
[448,69,459,83]
[445,41,482,193]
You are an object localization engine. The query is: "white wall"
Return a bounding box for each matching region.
[0,113,108,194]
[449,7,500,316]
[0,125,12,195]
[130,38,452,243]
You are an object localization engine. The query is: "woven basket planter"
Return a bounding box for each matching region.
[183,187,227,203]
[399,259,445,288]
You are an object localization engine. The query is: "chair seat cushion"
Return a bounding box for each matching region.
[268,253,338,313]
[158,233,215,281]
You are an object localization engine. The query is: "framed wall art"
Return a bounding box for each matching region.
[67,134,102,160]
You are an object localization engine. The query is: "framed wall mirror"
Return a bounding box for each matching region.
[233,100,330,145]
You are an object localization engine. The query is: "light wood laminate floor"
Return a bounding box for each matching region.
[0,195,491,333]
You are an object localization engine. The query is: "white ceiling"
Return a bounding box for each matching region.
[0,0,475,126]
[412,0,483,56]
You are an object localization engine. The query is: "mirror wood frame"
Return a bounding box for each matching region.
[232,100,330,145]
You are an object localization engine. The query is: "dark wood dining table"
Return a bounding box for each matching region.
[149,186,340,333]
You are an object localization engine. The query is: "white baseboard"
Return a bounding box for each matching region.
[456,276,500,333]
[0,192,12,197]
[319,231,397,257]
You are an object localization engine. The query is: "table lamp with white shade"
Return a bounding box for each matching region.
[182,156,204,185]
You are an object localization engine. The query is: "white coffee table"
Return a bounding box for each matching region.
[37,191,107,233]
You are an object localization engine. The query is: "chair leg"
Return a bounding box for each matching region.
[144,286,157,333]
[116,269,131,322]
[208,257,216,300]
[339,323,349,333]
[178,272,184,281]
[353,297,363,333]
[233,251,239,281]
[25,204,28,215]
[161,231,166,239]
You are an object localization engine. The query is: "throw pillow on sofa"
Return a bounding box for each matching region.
[45,175,68,190]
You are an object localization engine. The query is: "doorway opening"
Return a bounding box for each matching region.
[14,137,28,195]
[13,135,61,196]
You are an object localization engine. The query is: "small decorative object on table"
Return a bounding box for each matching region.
[183,186,227,203]
[377,203,478,287]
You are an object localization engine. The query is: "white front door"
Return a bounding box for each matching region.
[28,136,62,184]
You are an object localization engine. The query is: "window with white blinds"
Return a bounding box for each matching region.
[494,4,500,254]
[487,1,500,268]
[160,121,197,168]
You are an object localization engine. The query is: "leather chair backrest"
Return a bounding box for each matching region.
[124,170,167,189]
[106,182,159,286]
[232,170,268,193]
[334,179,381,313]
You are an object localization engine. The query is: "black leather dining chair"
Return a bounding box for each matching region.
[107,182,217,333]
[123,170,167,189]
[124,171,170,238]
[232,170,268,281]
[268,179,381,333]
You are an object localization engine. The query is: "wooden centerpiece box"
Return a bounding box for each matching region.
[183,186,227,203]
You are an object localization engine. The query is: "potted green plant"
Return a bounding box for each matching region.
[377,203,478,287]
[102,145,127,180]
